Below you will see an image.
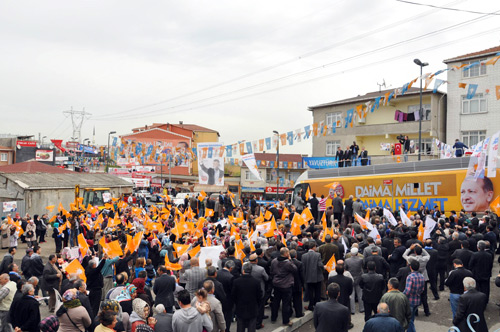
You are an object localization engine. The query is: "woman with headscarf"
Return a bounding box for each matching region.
[116,284,138,316]
[130,298,156,332]
[0,217,9,249]
[132,278,152,307]
[177,253,190,289]
[57,289,92,332]
[94,300,130,332]
[25,219,37,247]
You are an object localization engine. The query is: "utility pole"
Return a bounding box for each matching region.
[63,107,92,143]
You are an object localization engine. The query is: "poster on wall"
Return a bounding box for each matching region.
[35,149,54,161]
[2,201,17,213]
[197,142,224,186]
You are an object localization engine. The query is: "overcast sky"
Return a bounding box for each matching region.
[1,0,499,155]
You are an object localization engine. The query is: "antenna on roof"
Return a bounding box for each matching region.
[376,79,391,93]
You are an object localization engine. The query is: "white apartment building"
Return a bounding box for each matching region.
[444,45,500,147]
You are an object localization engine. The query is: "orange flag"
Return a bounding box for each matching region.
[290,221,302,236]
[305,187,311,201]
[77,233,90,257]
[64,259,86,282]
[321,211,327,229]
[198,191,207,202]
[165,255,182,271]
[458,82,467,89]
[325,254,336,273]
[301,207,314,223]
[417,222,425,242]
[58,202,64,212]
[205,209,214,218]
[490,196,500,216]
[281,207,290,220]
[101,239,123,259]
[496,86,500,101]
[173,243,191,256]
[188,245,201,258]
[264,210,273,221]
[45,205,55,212]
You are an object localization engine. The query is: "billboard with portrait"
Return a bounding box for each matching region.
[197,142,224,186]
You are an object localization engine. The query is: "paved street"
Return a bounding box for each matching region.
[5,234,500,332]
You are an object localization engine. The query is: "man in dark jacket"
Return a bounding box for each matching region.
[290,249,304,318]
[343,196,354,226]
[335,147,344,168]
[232,263,262,332]
[332,196,344,224]
[20,248,33,280]
[452,277,488,332]
[309,193,320,222]
[270,248,297,326]
[301,241,324,311]
[363,303,403,332]
[154,265,177,313]
[436,237,449,291]
[221,246,242,278]
[10,284,40,332]
[451,240,473,270]
[423,239,439,300]
[359,261,385,322]
[41,254,61,313]
[85,256,107,317]
[445,259,473,319]
[0,248,15,274]
[29,246,44,297]
[363,247,390,279]
[327,264,353,312]
[217,261,235,332]
[313,283,349,332]
[468,240,493,303]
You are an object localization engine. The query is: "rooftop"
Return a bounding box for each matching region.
[1,172,133,190]
[443,45,500,64]
[0,161,73,174]
[308,87,440,110]
[131,123,219,136]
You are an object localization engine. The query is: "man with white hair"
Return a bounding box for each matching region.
[453,277,488,332]
[154,304,173,332]
[362,302,403,332]
[0,273,16,332]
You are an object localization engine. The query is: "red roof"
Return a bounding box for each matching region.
[0,161,73,174]
[443,45,500,63]
[0,146,14,151]
[173,124,219,134]
[254,153,305,163]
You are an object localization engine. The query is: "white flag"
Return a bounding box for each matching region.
[488,131,499,178]
[423,215,437,240]
[383,208,397,226]
[242,153,263,181]
[400,207,412,227]
[475,138,490,180]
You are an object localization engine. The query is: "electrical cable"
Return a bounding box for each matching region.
[93,0,466,119]
[395,0,500,15]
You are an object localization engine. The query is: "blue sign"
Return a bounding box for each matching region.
[302,157,338,169]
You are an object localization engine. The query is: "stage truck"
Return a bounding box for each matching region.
[292,157,500,214]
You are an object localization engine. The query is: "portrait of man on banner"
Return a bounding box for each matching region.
[197,142,225,186]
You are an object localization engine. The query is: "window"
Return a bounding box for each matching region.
[326,140,341,156]
[462,94,487,114]
[0,153,7,162]
[462,59,487,78]
[461,131,486,147]
[326,112,342,128]
[408,104,431,120]
[418,138,433,155]
[245,170,261,181]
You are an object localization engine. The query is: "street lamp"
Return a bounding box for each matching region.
[414,58,429,161]
[106,131,116,172]
[273,130,280,201]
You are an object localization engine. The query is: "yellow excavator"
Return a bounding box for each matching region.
[75,185,112,210]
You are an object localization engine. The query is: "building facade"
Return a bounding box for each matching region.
[443,45,500,147]
[309,87,446,164]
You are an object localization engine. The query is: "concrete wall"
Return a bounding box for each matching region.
[311,92,446,157]
[446,56,500,142]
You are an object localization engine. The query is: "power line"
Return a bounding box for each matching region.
[395,0,500,15]
[95,25,500,123]
[63,107,92,143]
[93,0,465,119]
[94,8,498,121]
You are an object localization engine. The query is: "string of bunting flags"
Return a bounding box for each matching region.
[110,53,500,166]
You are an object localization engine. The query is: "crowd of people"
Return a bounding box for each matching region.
[0,189,499,332]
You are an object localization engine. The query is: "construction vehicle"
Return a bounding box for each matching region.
[75,185,112,209]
